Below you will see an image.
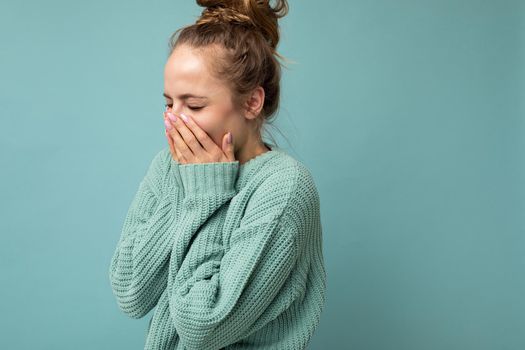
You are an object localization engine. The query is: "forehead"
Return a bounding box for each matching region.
[164,46,216,87]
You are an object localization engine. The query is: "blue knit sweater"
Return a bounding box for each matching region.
[109,145,326,350]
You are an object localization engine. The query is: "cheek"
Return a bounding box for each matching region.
[193,116,218,135]
[192,114,226,143]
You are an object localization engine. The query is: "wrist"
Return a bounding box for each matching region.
[178,161,239,196]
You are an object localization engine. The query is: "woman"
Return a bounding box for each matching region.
[108,0,326,349]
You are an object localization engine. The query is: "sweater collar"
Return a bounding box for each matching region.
[235,143,282,190]
[169,143,283,192]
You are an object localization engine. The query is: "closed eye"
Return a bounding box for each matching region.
[164,104,204,111]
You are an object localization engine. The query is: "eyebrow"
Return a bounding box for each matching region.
[163,92,207,100]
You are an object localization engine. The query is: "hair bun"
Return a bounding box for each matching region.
[195,0,289,50]
[197,4,255,27]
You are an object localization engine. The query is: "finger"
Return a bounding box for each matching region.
[172,133,188,164]
[179,113,219,153]
[164,114,177,160]
[169,112,205,158]
[164,110,184,164]
[175,145,185,164]
[165,114,193,161]
[222,132,235,162]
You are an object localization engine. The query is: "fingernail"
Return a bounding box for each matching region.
[167,113,177,122]
[227,132,232,144]
[180,113,188,123]
[164,118,173,129]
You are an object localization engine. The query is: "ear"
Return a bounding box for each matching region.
[243,86,265,120]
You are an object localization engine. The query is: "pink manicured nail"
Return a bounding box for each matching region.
[167,113,177,122]
[164,118,173,129]
[180,113,188,123]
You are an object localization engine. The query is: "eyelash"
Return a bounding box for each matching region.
[164,104,204,111]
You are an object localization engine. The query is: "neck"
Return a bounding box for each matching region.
[235,138,271,166]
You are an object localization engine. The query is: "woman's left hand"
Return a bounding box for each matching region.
[164,111,235,165]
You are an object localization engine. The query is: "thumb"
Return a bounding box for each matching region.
[222,132,235,162]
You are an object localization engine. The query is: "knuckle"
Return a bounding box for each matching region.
[187,138,198,147]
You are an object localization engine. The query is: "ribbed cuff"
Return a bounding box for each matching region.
[169,157,183,189]
[178,161,239,196]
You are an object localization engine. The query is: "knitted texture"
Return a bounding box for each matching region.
[109,145,326,350]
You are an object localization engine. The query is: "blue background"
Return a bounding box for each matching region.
[1,1,523,349]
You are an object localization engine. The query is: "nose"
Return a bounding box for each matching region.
[165,103,182,116]
[173,101,185,114]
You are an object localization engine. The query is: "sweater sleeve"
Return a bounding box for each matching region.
[109,148,179,319]
[166,161,314,350]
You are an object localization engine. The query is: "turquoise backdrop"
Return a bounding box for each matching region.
[1,1,523,349]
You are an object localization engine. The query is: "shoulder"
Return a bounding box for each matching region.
[273,156,322,247]
[264,153,320,204]
[244,153,321,226]
[277,157,321,228]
